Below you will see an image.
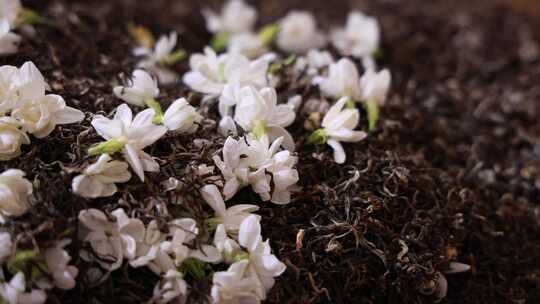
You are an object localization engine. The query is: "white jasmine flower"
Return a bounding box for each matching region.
[294,49,334,76]
[266,150,299,205]
[211,260,261,304]
[130,220,175,274]
[213,136,249,200]
[201,184,260,232]
[113,69,159,108]
[78,208,145,270]
[0,62,48,114]
[331,11,380,59]
[238,215,286,300]
[0,117,29,161]
[306,50,334,70]
[0,169,32,222]
[90,103,167,181]
[162,218,221,265]
[43,239,78,290]
[152,270,187,304]
[0,272,46,304]
[111,208,146,260]
[8,61,84,138]
[276,11,326,54]
[183,47,270,96]
[360,68,391,106]
[214,135,298,204]
[217,82,242,135]
[134,32,182,85]
[247,167,272,202]
[162,98,202,133]
[0,65,21,113]
[307,97,367,164]
[0,19,21,56]
[0,0,21,27]
[286,95,302,113]
[228,32,267,59]
[314,59,391,130]
[233,86,295,151]
[360,68,391,130]
[11,94,84,138]
[218,116,238,136]
[212,224,242,264]
[203,0,256,34]
[72,154,131,198]
[0,231,12,263]
[213,135,274,201]
[313,58,362,100]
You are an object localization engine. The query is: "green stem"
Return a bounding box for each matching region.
[162,50,187,65]
[145,98,164,124]
[365,99,380,131]
[345,97,356,109]
[88,138,126,156]
[306,128,327,145]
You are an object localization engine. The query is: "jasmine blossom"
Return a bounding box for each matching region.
[72,154,131,198]
[89,103,167,181]
[276,11,326,54]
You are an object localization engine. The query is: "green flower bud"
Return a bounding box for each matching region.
[306,128,327,145]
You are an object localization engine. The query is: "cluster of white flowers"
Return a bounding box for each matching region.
[0,62,84,160]
[0,1,398,303]
[133,31,186,85]
[202,0,268,59]
[78,196,284,303]
[213,134,299,204]
[72,68,202,198]
[0,170,79,304]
